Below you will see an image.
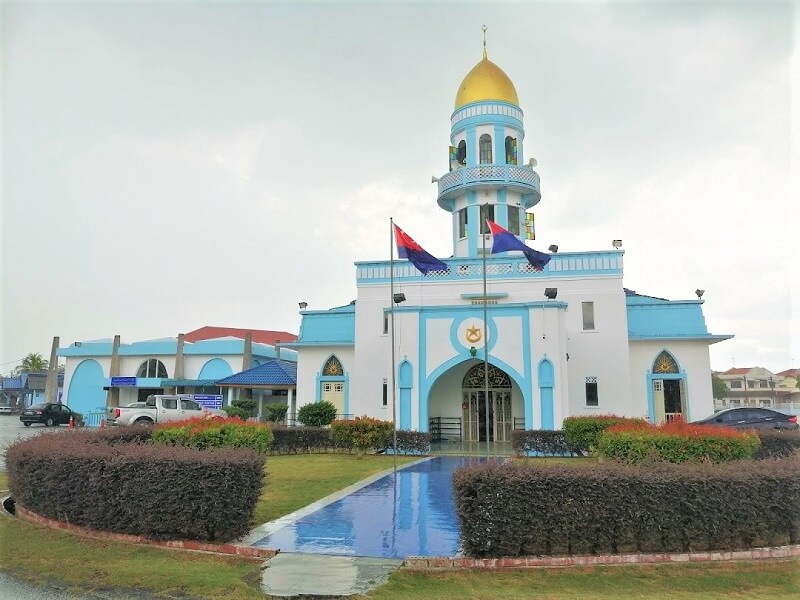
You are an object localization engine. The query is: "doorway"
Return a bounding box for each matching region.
[461,364,513,442]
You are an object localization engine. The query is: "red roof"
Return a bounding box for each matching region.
[183,326,297,346]
[721,367,752,375]
[777,368,799,378]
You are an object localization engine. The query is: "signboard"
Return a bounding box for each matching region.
[111,377,137,387]
[193,395,223,410]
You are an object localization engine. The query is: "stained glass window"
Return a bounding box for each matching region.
[463,363,511,388]
[322,356,344,376]
[653,351,679,374]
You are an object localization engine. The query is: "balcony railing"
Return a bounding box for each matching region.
[437,164,540,199]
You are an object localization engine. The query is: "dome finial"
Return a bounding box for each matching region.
[482,25,488,59]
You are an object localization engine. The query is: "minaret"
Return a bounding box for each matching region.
[436,28,541,258]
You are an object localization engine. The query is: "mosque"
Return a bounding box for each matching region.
[288,43,732,442]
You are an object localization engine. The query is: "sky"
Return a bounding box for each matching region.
[1,1,797,376]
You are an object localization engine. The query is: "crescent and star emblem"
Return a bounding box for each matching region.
[465,326,482,344]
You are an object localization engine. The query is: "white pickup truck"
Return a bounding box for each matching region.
[109,395,226,426]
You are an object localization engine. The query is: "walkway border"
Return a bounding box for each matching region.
[402,545,800,569]
[16,505,278,561]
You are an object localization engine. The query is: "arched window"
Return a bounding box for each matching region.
[462,363,511,388]
[136,359,168,378]
[652,351,679,374]
[479,134,492,164]
[322,355,344,376]
[505,136,518,165]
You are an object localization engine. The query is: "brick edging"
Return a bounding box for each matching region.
[403,545,800,569]
[16,505,277,561]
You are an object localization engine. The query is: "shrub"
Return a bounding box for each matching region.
[330,417,393,453]
[453,456,800,557]
[388,430,431,455]
[223,405,249,420]
[151,417,274,453]
[754,430,800,460]
[512,430,577,456]
[231,398,258,417]
[6,429,264,542]
[598,419,760,464]
[70,411,85,426]
[269,426,334,454]
[563,415,647,455]
[265,402,289,423]
[297,401,338,426]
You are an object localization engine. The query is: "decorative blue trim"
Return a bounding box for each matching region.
[314,353,350,414]
[452,114,524,137]
[448,315,499,354]
[398,360,413,430]
[494,125,505,168]
[644,350,689,422]
[467,197,479,256]
[388,301,567,314]
[355,252,623,285]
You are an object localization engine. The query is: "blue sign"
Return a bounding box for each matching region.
[193,395,223,410]
[111,377,137,387]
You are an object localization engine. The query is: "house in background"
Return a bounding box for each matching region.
[715,367,799,413]
[0,372,65,409]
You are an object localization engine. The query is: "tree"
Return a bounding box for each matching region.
[297,401,338,426]
[711,374,728,400]
[14,353,49,375]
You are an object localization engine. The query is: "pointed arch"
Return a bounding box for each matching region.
[652,350,680,374]
[462,363,511,388]
[537,358,555,430]
[321,355,344,377]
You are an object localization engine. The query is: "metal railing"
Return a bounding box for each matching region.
[437,164,540,197]
[429,417,462,442]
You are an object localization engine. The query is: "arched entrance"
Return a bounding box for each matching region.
[651,350,685,423]
[462,363,513,442]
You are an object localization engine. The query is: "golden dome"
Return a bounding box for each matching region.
[454,55,519,109]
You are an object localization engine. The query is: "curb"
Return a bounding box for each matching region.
[16,505,279,561]
[402,545,800,569]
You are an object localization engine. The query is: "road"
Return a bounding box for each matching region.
[0,415,67,472]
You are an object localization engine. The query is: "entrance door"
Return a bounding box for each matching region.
[321,382,345,417]
[663,380,683,422]
[461,363,514,443]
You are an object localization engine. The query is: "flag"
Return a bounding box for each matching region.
[486,219,551,272]
[394,224,449,275]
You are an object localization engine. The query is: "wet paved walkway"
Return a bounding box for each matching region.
[248,456,495,559]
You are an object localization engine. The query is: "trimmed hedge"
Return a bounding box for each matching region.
[269,426,334,454]
[598,420,759,464]
[388,430,431,455]
[265,402,289,423]
[563,415,647,455]
[512,430,576,456]
[297,401,338,426]
[151,417,274,453]
[755,430,800,460]
[453,457,800,557]
[331,417,393,453]
[6,430,264,542]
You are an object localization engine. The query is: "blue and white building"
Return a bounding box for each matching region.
[289,49,731,442]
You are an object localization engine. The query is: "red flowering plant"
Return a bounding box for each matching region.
[598,416,760,464]
[150,416,274,453]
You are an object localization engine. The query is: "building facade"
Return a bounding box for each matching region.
[289,49,732,441]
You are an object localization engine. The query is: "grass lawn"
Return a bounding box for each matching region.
[0,471,7,490]
[254,454,418,524]
[0,454,418,598]
[366,560,800,599]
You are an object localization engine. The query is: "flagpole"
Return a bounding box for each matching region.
[390,217,398,471]
[482,205,490,459]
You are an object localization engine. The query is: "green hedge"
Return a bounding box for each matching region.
[598,421,759,464]
[331,417,393,453]
[512,430,577,456]
[453,457,800,557]
[6,430,264,542]
[297,401,338,426]
[562,415,646,455]
[150,418,274,453]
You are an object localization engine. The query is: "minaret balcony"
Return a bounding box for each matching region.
[436,164,541,210]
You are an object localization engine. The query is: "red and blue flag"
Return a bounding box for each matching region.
[394,224,448,275]
[486,219,551,271]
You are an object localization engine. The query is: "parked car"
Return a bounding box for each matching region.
[108,395,226,426]
[0,403,14,415]
[19,402,78,427]
[693,407,798,430]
